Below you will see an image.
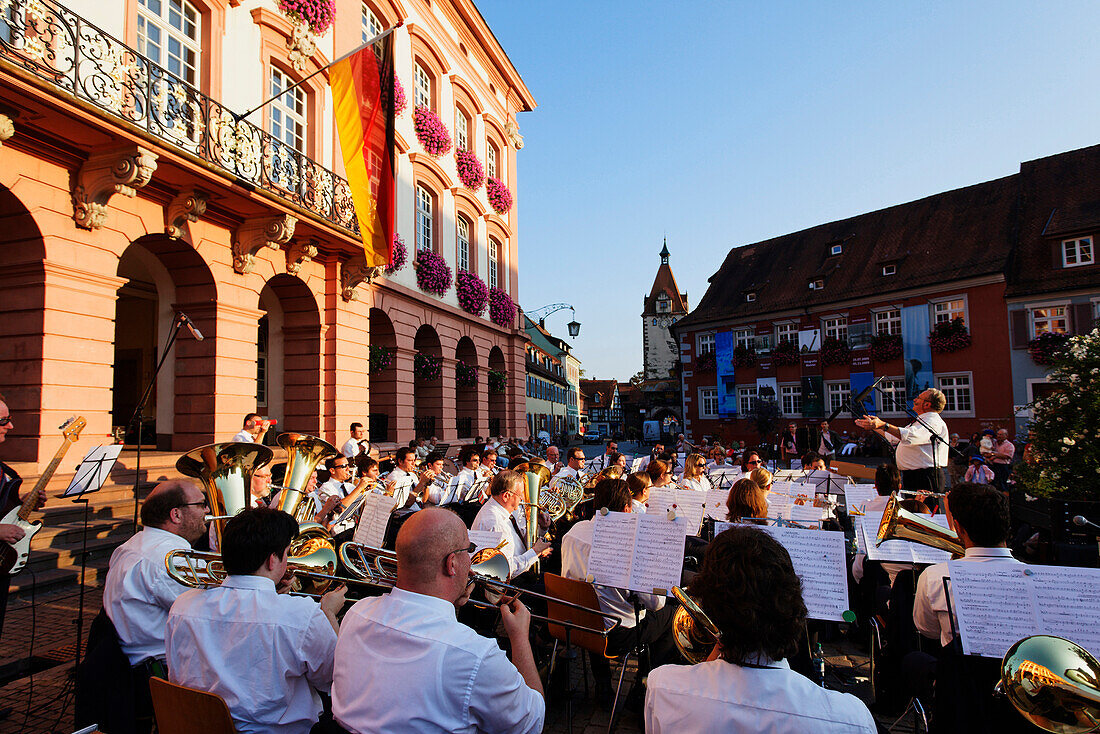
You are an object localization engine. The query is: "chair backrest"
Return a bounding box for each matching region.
[149,677,237,734]
[543,573,610,657]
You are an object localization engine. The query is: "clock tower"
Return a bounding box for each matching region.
[642,240,689,380]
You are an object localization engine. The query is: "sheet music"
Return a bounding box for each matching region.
[586,512,636,590]
[631,457,645,472]
[761,526,850,621]
[467,530,506,553]
[789,460,802,470]
[788,502,824,526]
[351,493,398,549]
[704,488,730,520]
[860,511,952,564]
[587,511,684,594]
[844,484,877,514]
[713,520,735,536]
[1029,566,1100,659]
[855,517,868,554]
[64,445,124,497]
[766,490,794,521]
[438,475,462,505]
[645,487,705,535]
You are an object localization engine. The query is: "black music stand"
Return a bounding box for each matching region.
[63,445,122,667]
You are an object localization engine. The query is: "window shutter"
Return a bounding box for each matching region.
[1072,303,1095,334]
[1010,309,1030,348]
[1052,241,1063,269]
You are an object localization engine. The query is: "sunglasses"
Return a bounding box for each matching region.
[445,542,477,560]
[0,416,11,427]
[746,459,761,466]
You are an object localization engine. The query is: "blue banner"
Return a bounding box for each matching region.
[902,305,934,402]
[715,330,737,415]
[849,371,875,416]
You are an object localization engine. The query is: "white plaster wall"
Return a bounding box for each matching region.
[66,0,124,37]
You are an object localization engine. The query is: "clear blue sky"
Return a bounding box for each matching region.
[474,1,1100,381]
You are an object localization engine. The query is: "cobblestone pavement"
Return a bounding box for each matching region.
[0,580,916,734]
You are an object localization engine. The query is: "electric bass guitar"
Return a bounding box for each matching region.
[0,416,86,575]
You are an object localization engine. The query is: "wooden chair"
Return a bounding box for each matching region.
[543,573,629,734]
[148,677,237,734]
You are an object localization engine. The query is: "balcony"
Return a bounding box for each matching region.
[0,0,358,235]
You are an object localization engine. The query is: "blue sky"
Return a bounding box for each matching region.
[473,1,1100,380]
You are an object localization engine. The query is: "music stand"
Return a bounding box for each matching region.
[64,445,122,667]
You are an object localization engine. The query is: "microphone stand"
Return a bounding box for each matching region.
[128,314,187,530]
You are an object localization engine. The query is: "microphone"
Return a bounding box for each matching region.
[178,312,204,341]
[1073,515,1100,532]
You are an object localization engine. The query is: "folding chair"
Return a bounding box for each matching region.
[148,677,237,734]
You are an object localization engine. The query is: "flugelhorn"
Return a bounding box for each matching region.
[671,586,723,664]
[876,492,963,555]
[998,635,1100,733]
[176,442,273,549]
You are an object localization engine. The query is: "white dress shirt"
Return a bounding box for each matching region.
[320,478,352,499]
[645,657,876,734]
[680,475,711,492]
[103,526,192,664]
[166,575,337,734]
[387,467,417,508]
[333,588,545,734]
[471,497,538,578]
[561,518,664,629]
[341,438,365,458]
[913,547,1020,647]
[631,498,647,514]
[553,465,579,481]
[454,467,480,501]
[886,411,949,471]
[231,429,254,443]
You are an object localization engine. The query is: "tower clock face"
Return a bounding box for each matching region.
[653,315,674,328]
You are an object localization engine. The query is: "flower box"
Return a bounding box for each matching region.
[732,345,756,369]
[384,232,407,274]
[870,333,903,362]
[455,269,488,316]
[696,351,717,371]
[1028,331,1070,366]
[369,344,394,374]
[486,176,513,214]
[455,360,477,388]
[413,107,452,157]
[414,249,452,297]
[413,352,441,381]
[455,149,485,190]
[488,287,515,327]
[928,317,972,353]
[488,369,507,394]
[393,75,406,115]
[772,340,800,366]
[278,0,335,35]
[821,336,851,366]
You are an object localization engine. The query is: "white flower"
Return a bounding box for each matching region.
[1063,437,1076,446]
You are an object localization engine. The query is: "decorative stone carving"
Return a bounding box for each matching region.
[284,238,318,276]
[164,189,209,242]
[72,145,158,230]
[0,113,14,147]
[340,255,383,301]
[287,21,317,73]
[231,214,296,274]
[506,119,524,150]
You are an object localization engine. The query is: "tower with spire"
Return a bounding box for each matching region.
[642,239,689,380]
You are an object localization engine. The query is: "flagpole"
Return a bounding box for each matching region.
[232,21,403,123]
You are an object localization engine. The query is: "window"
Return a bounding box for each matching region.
[1031,305,1068,337]
[932,298,966,326]
[456,215,470,271]
[415,185,433,251]
[809,278,824,290]
[875,308,901,336]
[823,316,848,342]
[737,386,758,415]
[700,388,719,418]
[656,294,671,313]
[780,385,802,416]
[830,243,843,256]
[361,4,382,41]
[882,264,897,276]
[878,378,907,414]
[486,142,498,179]
[455,108,469,151]
[937,374,973,414]
[755,333,772,353]
[826,381,850,414]
[413,62,431,109]
[256,315,268,407]
[269,67,306,153]
[1062,237,1094,268]
[138,0,201,85]
[776,322,798,344]
[697,333,715,355]
[488,237,500,289]
[745,292,756,302]
[733,327,755,351]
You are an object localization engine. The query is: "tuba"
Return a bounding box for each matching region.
[998,635,1100,733]
[876,492,964,556]
[274,433,340,524]
[176,442,273,549]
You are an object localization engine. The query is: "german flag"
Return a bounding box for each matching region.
[331,31,396,267]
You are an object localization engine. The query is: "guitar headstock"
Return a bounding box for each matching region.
[62,416,87,442]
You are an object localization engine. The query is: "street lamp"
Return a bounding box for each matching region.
[527,302,581,339]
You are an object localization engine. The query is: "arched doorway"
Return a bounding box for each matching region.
[488,346,506,439]
[413,325,443,439]
[258,275,322,436]
[368,308,397,442]
[455,337,479,439]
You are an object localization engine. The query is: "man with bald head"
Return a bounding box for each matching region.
[333,507,545,733]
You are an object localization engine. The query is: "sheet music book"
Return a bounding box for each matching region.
[586,511,686,595]
[704,488,731,520]
[630,457,646,472]
[461,478,490,503]
[766,491,794,521]
[351,493,398,549]
[63,445,124,497]
[858,511,952,564]
[645,487,706,535]
[843,484,878,514]
[437,475,462,505]
[713,520,735,536]
[788,502,824,526]
[760,526,850,622]
[950,562,1100,660]
[790,459,802,470]
[468,530,506,553]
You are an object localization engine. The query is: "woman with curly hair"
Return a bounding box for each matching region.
[725,478,768,523]
[644,527,876,732]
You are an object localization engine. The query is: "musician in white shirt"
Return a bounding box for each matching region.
[588,440,618,472]
[553,447,586,482]
[627,472,650,514]
[453,446,484,502]
[637,443,665,474]
[679,454,711,492]
[386,447,420,510]
[418,452,451,505]
[341,422,369,458]
[856,388,949,492]
[645,526,876,733]
[166,508,344,734]
[471,471,552,579]
[231,413,272,443]
[103,480,209,666]
[333,508,544,733]
[544,445,563,475]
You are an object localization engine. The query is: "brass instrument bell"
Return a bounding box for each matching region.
[274,432,340,523]
[999,635,1100,733]
[671,586,723,664]
[876,492,964,556]
[176,442,273,548]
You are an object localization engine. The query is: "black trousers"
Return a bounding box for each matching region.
[901,467,942,493]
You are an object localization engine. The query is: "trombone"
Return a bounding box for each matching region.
[165,548,366,599]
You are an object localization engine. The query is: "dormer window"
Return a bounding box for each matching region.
[745,292,756,302]
[830,244,843,256]
[809,278,824,290]
[1063,237,1094,268]
[656,294,671,313]
[882,264,897,276]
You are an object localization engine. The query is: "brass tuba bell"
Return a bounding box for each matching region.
[274,432,340,524]
[671,586,723,665]
[876,492,964,556]
[176,442,274,548]
[998,635,1100,733]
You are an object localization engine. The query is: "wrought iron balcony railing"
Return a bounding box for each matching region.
[0,0,359,235]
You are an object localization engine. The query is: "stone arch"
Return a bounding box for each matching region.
[488,345,506,439]
[455,336,478,439]
[413,323,443,439]
[257,274,322,436]
[368,308,398,442]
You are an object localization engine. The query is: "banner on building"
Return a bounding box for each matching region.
[756,377,778,405]
[801,375,824,418]
[901,305,934,402]
[715,330,737,415]
[798,328,821,353]
[849,371,875,416]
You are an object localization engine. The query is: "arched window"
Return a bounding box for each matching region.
[488,236,500,289]
[270,67,306,153]
[486,141,498,179]
[361,3,382,41]
[416,185,434,251]
[414,62,432,110]
[456,215,471,271]
[138,0,201,84]
[455,106,470,151]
